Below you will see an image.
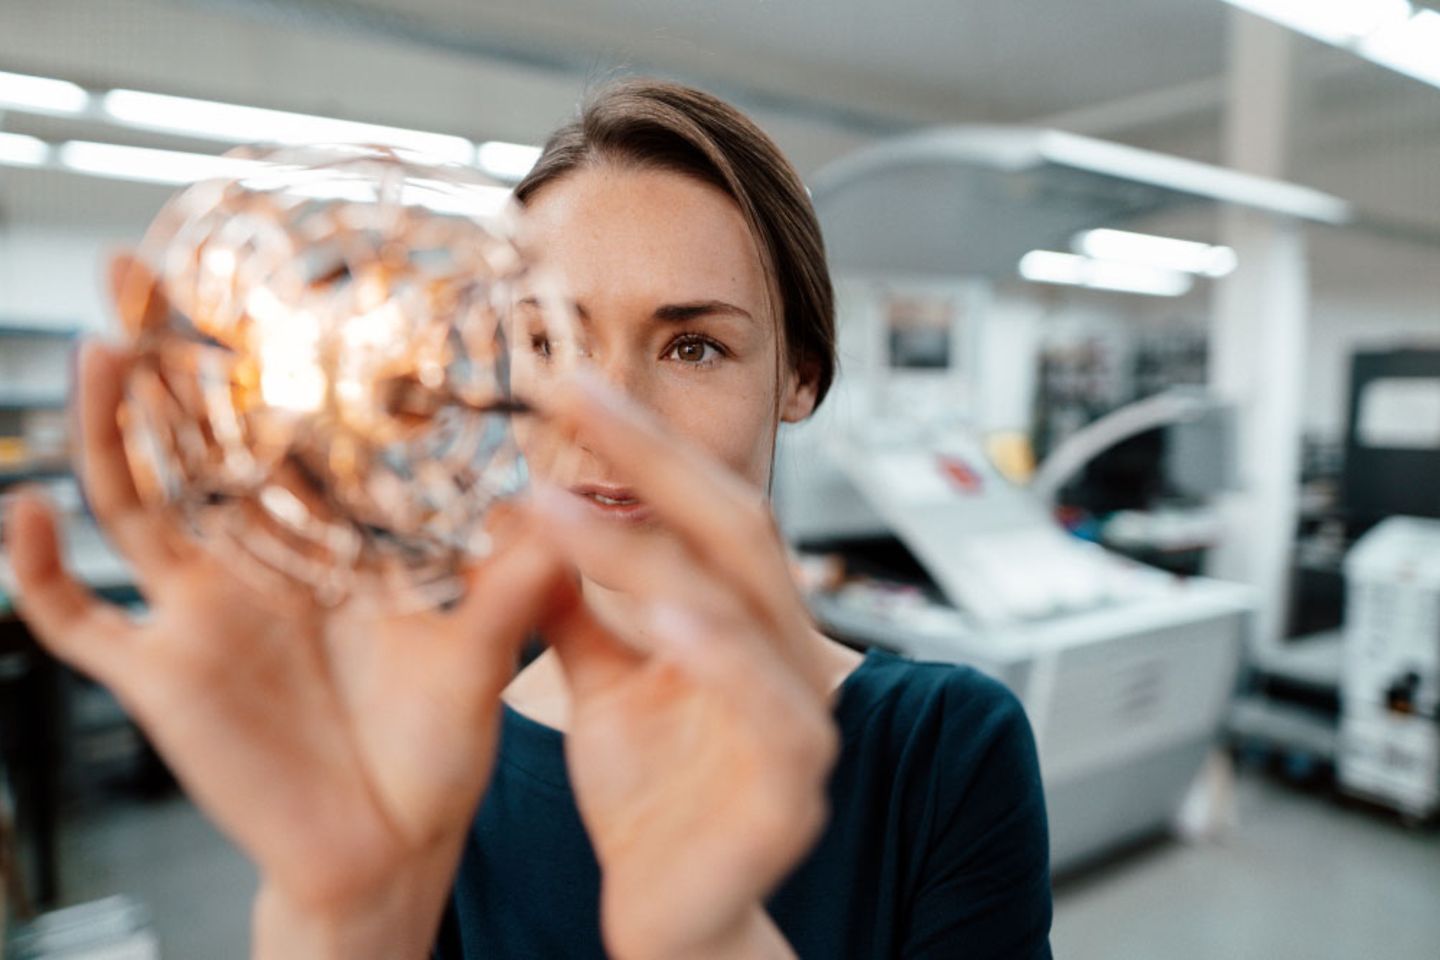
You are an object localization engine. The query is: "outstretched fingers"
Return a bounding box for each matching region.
[75,340,187,578]
[532,375,826,691]
[444,517,576,690]
[522,488,818,718]
[108,253,171,339]
[538,375,782,578]
[5,491,140,683]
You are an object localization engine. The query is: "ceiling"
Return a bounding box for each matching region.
[177,0,1440,224]
[0,0,1436,236]
[187,0,1236,127]
[0,0,1433,434]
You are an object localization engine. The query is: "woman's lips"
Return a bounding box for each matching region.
[568,484,654,523]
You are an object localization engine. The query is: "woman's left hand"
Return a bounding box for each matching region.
[526,374,841,960]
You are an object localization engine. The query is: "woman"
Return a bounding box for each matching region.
[5,79,1052,959]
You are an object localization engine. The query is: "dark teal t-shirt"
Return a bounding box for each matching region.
[433,649,1053,958]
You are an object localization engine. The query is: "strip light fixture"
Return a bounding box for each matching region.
[1220,0,1440,89]
[57,140,268,186]
[273,174,513,218]
[0,69,90,115]
[1074,228,1238,278]
[101,89,476,165]
[0,69,545,188]
[0,131,50,167]
[1019,250,1195,297]
[0,134,514,216]
[104,87,541,179]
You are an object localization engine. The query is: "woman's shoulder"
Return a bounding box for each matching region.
[829,657,1052,957]
[839,647,1027,738]
[835,648,1040,797]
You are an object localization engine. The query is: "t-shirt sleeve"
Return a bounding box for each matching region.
[901,675,1053,959]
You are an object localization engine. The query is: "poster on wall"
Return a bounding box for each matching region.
[883,289,957,370]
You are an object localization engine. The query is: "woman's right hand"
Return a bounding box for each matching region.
[4,317,567,956]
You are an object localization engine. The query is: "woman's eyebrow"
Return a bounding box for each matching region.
[653,300,754,324]
[515,297,750,324]
[516,296,590,321]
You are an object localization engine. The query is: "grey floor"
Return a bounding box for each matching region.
[48,768,1440,959]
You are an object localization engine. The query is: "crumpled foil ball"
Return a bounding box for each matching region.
[114,144,574,609]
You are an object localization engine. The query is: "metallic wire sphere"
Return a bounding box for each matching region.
[115,143,574,609]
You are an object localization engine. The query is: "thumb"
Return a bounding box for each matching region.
[108,251,170,339]
[444,523,572,691]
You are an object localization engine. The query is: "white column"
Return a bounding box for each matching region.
[1206,10,1310,654]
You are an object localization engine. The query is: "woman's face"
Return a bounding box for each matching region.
[511,164,815,554]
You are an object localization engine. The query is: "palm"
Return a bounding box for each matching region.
[0,258,554,904]
[65,543,518,905]
[567,664,789,900]
[550,612,834,957]
[4,333,564,911]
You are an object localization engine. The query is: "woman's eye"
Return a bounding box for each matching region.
[667,336,722,366]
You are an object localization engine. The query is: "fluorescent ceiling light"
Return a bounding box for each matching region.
[24,138,512,217]
[1360,9,1440,86]
[1075,228,1238,277]
[101,89,474,164]
[1020,250,1090,286]
[475,141,541,181]
[1084,260,1195,297]
[1019,250,1194,297]
[1221,0,1414,44]
[271,174,513,218]
[58,141,265,186]
[0,71,526,178]
[0,131,50,167]
[1221,1,1440,89]
[0,69,89,115]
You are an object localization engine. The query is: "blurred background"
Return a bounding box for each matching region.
[1,1,1438,957]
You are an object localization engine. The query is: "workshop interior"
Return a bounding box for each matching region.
[1,1,1439,957]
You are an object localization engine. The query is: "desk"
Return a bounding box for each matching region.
[1,521,134,909]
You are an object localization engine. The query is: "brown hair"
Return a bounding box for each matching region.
[514,77,837,410]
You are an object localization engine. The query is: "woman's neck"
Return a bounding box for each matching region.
[502,579,864,734]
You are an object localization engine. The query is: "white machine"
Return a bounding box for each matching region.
[1339,518,1440,820]
[779,425,1251,874]
[775,125,1296,873]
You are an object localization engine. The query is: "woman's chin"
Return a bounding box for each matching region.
[575,525,676,593]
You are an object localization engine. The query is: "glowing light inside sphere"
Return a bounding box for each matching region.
[117,143,575,609]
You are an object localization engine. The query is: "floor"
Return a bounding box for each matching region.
[1051,772,1440,959]
[39,767,1440,959]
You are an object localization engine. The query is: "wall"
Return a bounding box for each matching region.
[0,225,131,404]
[0,225,125,330]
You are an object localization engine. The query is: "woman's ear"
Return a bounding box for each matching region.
[780,361,820,424]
